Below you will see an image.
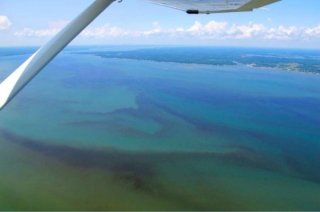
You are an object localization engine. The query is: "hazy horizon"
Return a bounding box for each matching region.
[1,44,320,50]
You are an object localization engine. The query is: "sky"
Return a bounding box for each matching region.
[0,0,320,48]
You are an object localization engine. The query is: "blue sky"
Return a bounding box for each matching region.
[0,0,320,48]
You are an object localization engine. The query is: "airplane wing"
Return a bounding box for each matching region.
[148,0,280,14]
[0,0,115,110]
[0,0,281,110]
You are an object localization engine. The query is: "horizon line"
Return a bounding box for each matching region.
[1,44,320,51]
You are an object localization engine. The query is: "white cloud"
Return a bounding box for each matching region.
[0,16,11,30]
[82,25,129,37]
[226,23,266,39]
[265,25,300,40]
[186,21,227,37]
[14,20,68,37]
[14,27,60,37]
[13,20,320,42]
[304,25,320,38]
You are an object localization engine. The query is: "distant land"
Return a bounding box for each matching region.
[75,47,320,74]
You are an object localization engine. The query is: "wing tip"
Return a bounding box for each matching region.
[0,96,9,111]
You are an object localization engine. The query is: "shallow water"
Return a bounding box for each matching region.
[0,47,320,210]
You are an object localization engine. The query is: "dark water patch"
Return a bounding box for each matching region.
[0,127,283,181]
[66,95,177,139]
[122,94,250,139]
[137,95,320,183]
[0,129,155,193]
[225,144,282,172]
[0,129,236,210]
[63,92,320,184]
[105,104,176,139]
[144,94,267,139]
[2,127,320,210]
[68,119,157,138]
[227,132,320,183]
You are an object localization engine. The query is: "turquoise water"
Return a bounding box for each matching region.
[0,47,320,210]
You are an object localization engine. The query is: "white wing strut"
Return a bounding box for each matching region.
[0,0,115,110]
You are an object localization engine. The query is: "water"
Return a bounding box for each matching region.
[0,46,319,210]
